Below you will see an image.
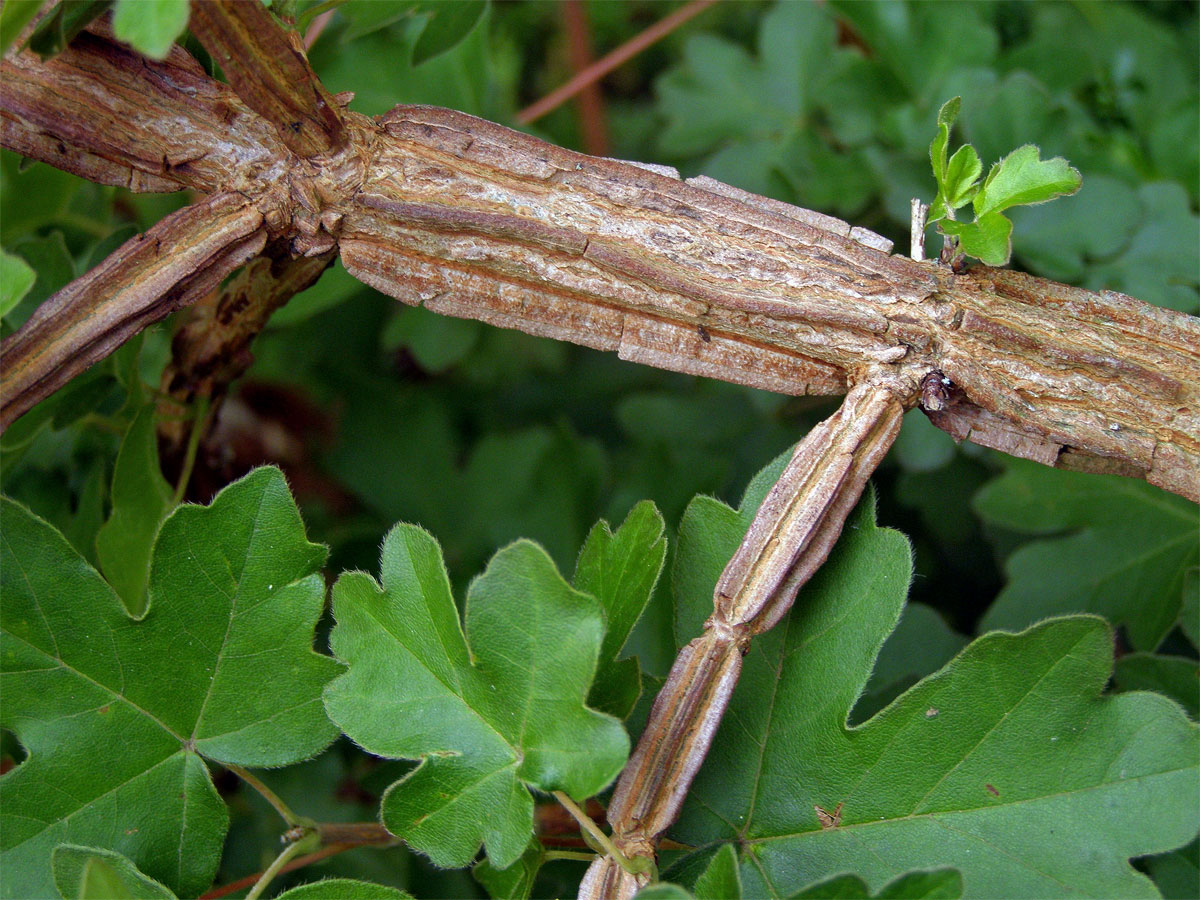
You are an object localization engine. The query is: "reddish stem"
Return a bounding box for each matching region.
[198,843,353,900]
[561,0,610,156]
[517,0,718,125]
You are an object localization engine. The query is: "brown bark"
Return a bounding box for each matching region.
[582,376,910,898]
[189,0,346,158]
[156,245,335,463]
[0,192,266,428]
[0,18,285,195]
[2,23,1196,501]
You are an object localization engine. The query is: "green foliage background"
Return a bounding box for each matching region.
[1,2,1197,898]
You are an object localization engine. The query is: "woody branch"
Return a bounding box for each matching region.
[581,372,912,899]
[1,12,1194,499]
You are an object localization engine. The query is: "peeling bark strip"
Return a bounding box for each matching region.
[1,16,1197,498]
[0,19,288,195]
[715,377,908,634]
[156,246,336,460]
[189,0,345,157]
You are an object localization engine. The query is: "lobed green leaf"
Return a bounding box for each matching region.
[973,144,1081,218]
[791,869,963,899]
[1144,837,1199,900]
[693,844,742,899]
[1113,653,1199,720]
[0,468,341,898]
[51,846,174,900]
[95,406,173,617]
[0,249,35,318]
[274,879,413,899]
[940,145,981,212]
[939,211,1013,266]
[323,527,629,869]
[928,97,960,221]
[974,460,1198,651]
[574,500,667,718]
[0,0,42,58]
[472,838,542,900]
[665,458,1198,898]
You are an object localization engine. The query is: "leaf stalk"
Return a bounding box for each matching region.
[553,791,654,880]
[226,763,307,828]
[172,395,210,505]
[244,832,319,900]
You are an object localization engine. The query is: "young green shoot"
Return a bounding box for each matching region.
[927,96,1082,268]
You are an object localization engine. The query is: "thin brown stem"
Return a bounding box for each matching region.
[561,0,610,156]
[517,0,718,125]
[303,8,337,49]
[315,822,395,846]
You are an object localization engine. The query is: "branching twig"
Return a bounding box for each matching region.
[2,19,1195,499]
[0,15,1196,900]
[0,194,267,428]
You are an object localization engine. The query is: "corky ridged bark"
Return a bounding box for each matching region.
[337,105,1199,502]
[2,19,1195,496]
[0,193,267,428]
[581,374,911,900]
[189,0,346,158]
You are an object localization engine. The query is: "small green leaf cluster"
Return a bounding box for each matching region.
[927,97,1081,266]
[645,0,1197,312]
